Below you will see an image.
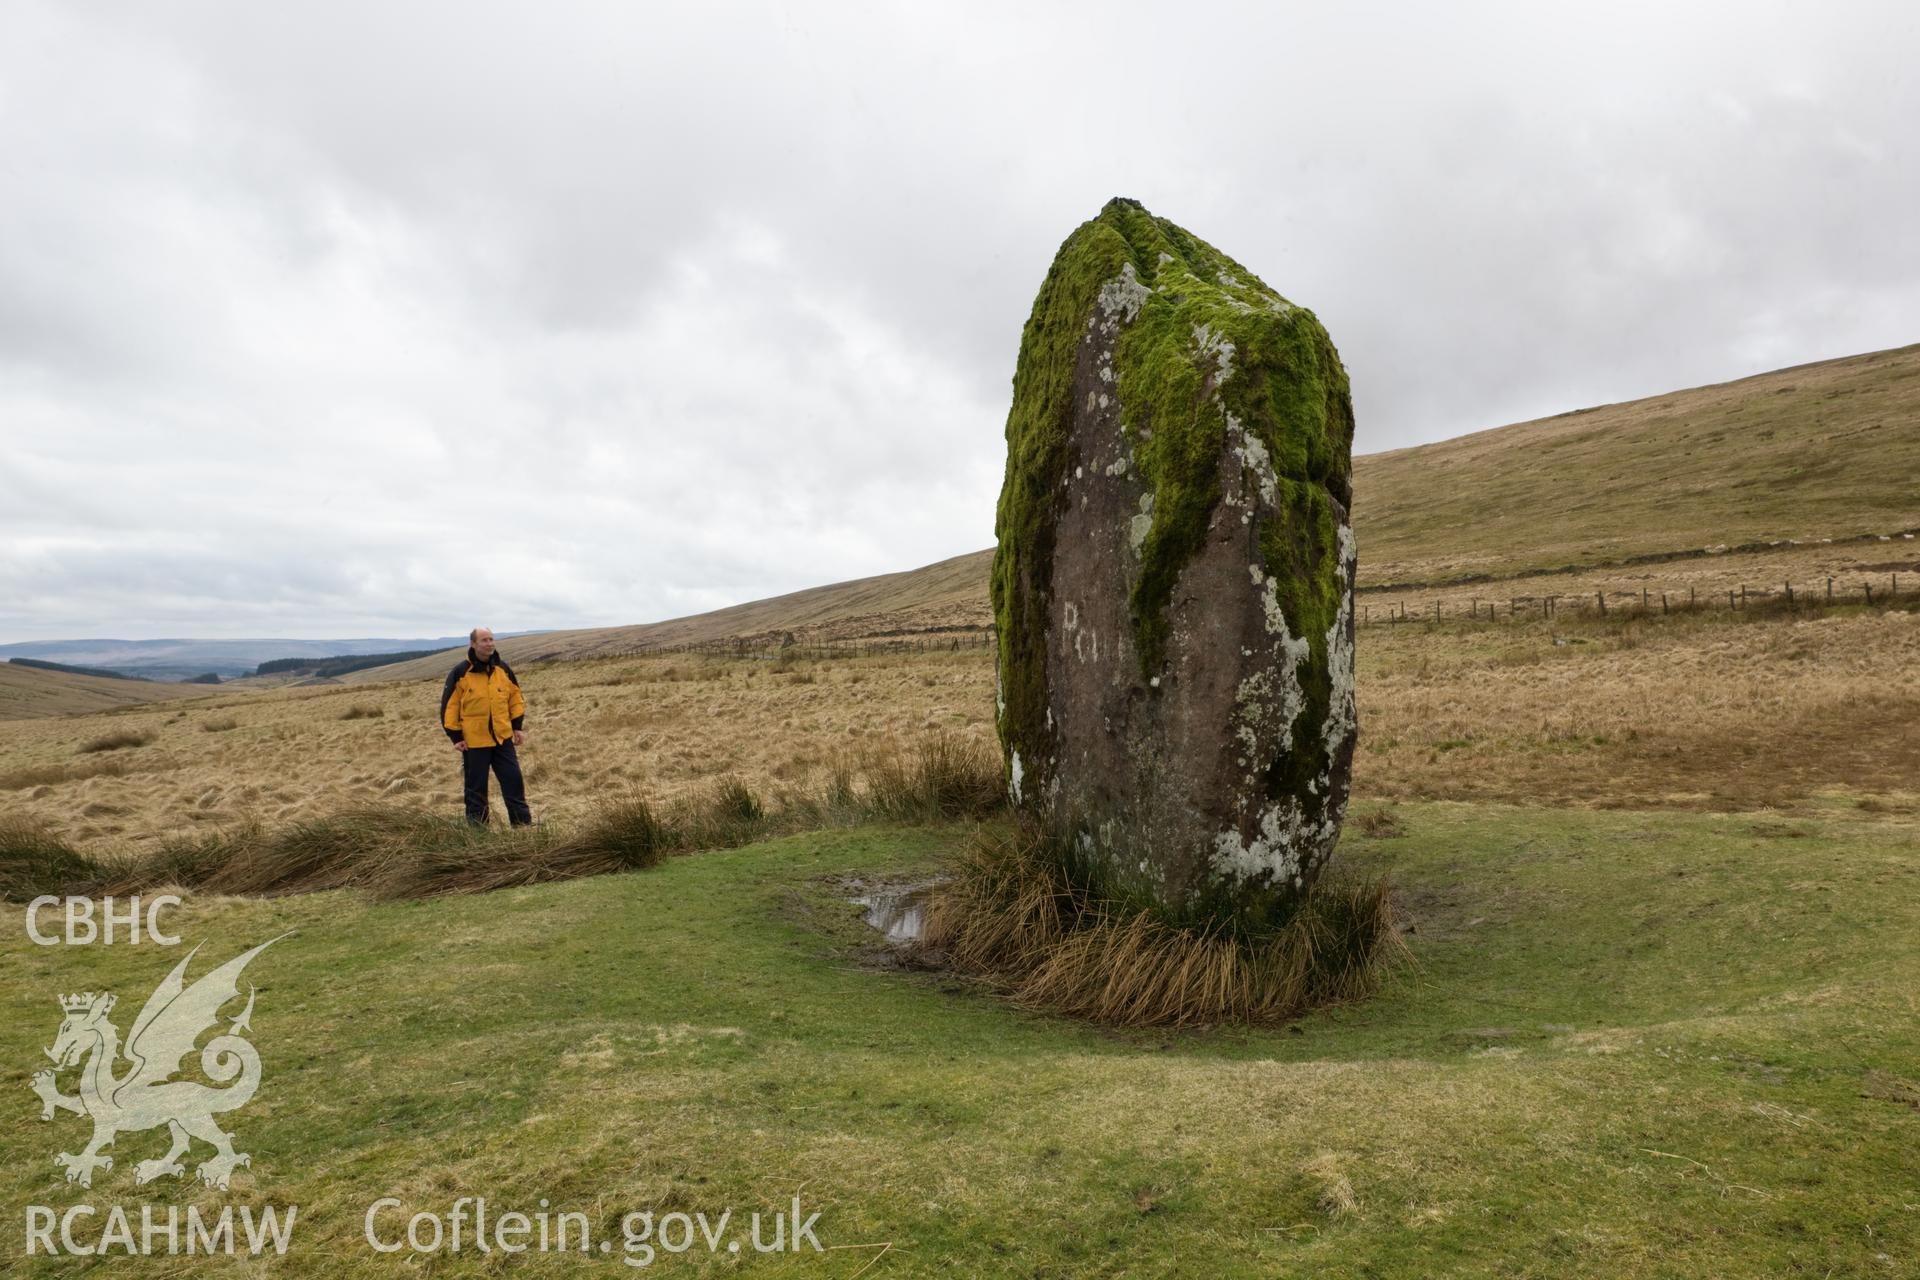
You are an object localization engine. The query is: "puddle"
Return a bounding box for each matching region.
[850,883,936,944]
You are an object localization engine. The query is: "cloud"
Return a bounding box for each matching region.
[2,0,1916,639]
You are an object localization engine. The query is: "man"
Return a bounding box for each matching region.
[439,626,533,825]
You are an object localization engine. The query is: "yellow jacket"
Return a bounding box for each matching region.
[440,650,525,748]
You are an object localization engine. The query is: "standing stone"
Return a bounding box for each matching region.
[992,197,1357,925]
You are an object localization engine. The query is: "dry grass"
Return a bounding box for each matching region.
[5,595,1917,856]
[339,704,385,720]
[0,650,999,852]
[1353,605,1920,810]
[919,823,1406,1028]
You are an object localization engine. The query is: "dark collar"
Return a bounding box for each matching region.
[467,647,497,672]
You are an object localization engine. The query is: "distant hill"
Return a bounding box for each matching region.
[0,662,212,721]
[1352,342,1920,585]
[8,657,146,681]
[0,635,490,681]
[254,649,447,679]
[310,343,1913,681]
[346,552,993,683]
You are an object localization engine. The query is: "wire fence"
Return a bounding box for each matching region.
[639,629,998,661]
[1361,573,1911,625]
[543,571,1916,661]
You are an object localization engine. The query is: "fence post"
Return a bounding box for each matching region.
[1689,586,1696,610]
[1826,576,1833,602]
[1661,592,1669,614]
[1740,584,1747,608]
[1597,591,1606,615]
[1784,581,1793,605]
[1866,582,1874,605]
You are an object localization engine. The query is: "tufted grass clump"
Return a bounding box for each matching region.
[919,821,1405,1028]
[77,728,154,754]
[0,757,130,791]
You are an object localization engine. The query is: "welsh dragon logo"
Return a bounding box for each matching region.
[31,937,283,1190]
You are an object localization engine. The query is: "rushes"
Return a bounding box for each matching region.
[0,818,103,900]
[858,733,1004,822]
[920,823,1405,1028]
[4,732,1007,904]
[54,803,667,902]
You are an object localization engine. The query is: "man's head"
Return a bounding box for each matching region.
[470,627,496,661]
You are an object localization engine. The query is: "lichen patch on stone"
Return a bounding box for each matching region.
[1098,261,1150,324]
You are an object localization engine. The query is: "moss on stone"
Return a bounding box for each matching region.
[994,198,1355,847]
[1103,202,1353,677]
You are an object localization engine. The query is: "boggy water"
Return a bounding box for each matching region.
[850,882,936,944]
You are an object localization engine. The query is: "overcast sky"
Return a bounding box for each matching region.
[3,1,1916,642]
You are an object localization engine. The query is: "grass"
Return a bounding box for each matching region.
[0,650,1010,853]
[1352,603,1920,811]
[12,598,1920,862]
[2,800,1914,1276]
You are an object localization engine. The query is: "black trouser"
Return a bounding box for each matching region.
[462,741,532,825]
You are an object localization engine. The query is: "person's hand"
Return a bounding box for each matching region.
[512,730,526,746]
[453,741,468,752]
